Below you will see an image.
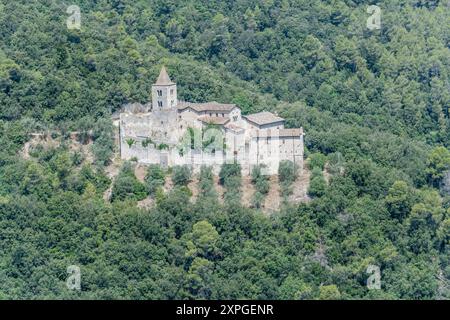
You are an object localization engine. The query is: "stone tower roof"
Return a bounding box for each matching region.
[155,66,175,85]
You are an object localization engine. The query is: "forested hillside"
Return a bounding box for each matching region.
[0,0,449,299]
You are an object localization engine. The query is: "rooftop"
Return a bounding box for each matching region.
[155,66,175,86]
[244,111,285,126]
[178,101,238,113]
[224,122,245,133]
[198,115,231,125]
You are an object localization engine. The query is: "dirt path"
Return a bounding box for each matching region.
[137,197,155,209]
[134,163,147,183]
[264,175,281,214]
[21,134,61,160]
[241,175,256,208]
[164,176,174,193]
[103,154,123,201]
[290,167,311,203]
[188,175,199,202]
[213,176,225,204]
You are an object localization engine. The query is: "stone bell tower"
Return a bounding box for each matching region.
[152,66,178,110]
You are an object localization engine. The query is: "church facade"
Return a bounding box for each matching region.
[119,67,305,175]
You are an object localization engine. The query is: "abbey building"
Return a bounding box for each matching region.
[119,67,304,175]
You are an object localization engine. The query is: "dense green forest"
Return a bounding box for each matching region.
[0,0,449,299]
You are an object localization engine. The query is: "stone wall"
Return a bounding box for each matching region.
[120,107,304,176]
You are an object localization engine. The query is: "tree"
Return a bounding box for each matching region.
[146,164,166,195]
[385,181,414,221]
[219,163,241,185]
[308,153,327,171]
[187,220,220,259]
[172,165,192,186]
[318,285,341,300]
[111,162,147,202]
[279,276,312,300]
[278,160,297,184]
[426,147,450,187]
[308,168,327,198]
[91,119,115,167]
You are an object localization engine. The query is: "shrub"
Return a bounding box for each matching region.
[219,163,241,185]
[111,162,147,202]
[172,165,192,186]
[308,168,327,198]
[91,119,115,166]
[252,191,265,209]
[279,160,297,184]
[223,175,242,204]
[145,164,166,195]
[308,153,327,171]
[252,165,270,195]
[328,152,345,175]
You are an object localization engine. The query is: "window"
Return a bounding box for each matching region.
[170,89,174,95]
[158,101,163,107]
[216,113,218,117]
[171,100,174,107]
[233,116,238,121]
[157,90,163,97]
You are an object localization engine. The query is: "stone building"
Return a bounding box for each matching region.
[119,67,305,175]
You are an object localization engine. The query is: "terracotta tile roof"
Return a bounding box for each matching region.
[178,101,237,113]
[198,116,230,125]
[244,111,285,126]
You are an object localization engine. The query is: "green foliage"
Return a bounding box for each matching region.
[186,221,220,259]
[111,162,147,202]
[252,165,270,194]
[308,168,327,198]
[126,139,136,148]
[278,160,297,185]
[145,164,165,195]
[0,0,448,300]
[426,147,450,187]
[172,165,192,186]
[318,285,341,300]
[142,137,154,148]
[91,119,115,166]
[157,143,170,151]
[385,181,414,221]
[279,160,298,198]
[327,152,345,176]
[308,153,327,171]
[251,165,270,208]
[219,163,241,185]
